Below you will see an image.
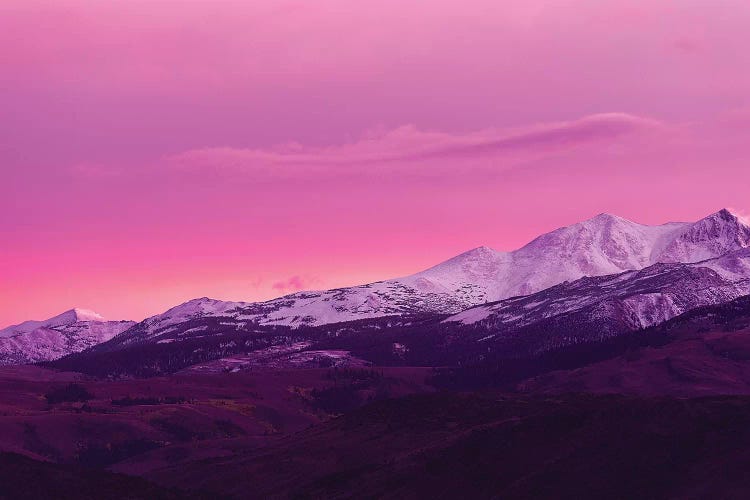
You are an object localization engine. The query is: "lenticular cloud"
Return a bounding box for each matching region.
[167,113,659,175]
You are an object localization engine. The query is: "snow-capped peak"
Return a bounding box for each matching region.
[66,308,106,323]
[715,208,742,220]
[139,297,251,334]
[395,246,509,303]
[0,308,107,338]
[411,246,507,281]
[0,308,134,365]
[693,208,747,229]
[40,308,107,329]
[589,212,631,223]
[160,297,248,317]
[654,208,750,264]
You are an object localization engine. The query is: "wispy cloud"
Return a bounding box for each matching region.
[167,113,661,177]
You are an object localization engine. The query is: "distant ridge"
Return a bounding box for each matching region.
[0,309,134,365]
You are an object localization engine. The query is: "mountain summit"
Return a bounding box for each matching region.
[656,209,750,263]
[0,309,134,365]
[0,308,107,338]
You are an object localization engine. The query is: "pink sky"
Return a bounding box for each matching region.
[2,0,750,326]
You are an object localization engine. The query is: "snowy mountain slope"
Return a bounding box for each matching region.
[498,214,689,298]
[119,281,472,341]
[0,309,135,365]
[120,209,750,337]
[444,248,750,354]
[134,298,251,336]
[0,308,106,338]
[51,251,750,377]
[656,208,750,263]
[464,209,749,301]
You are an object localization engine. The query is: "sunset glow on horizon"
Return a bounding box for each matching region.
[3,0,750,326]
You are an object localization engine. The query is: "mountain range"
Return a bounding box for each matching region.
[5,208,750,371]
[131,208,750,332]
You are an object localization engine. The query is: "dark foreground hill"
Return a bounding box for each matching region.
[0,451,206,500]
[143,392,750,499]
